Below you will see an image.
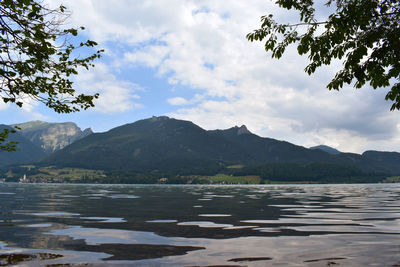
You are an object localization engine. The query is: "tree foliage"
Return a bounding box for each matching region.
[247,0,400,110]
[0,127,18,151]
[0,0,102,112]
[0,0,103,150]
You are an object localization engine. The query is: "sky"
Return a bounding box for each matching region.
[1,0,400,154]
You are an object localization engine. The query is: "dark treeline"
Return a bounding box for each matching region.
[0,161,387,184]
[227,162,386,183]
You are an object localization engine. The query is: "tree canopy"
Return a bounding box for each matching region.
[0,127,18,151]
[0,0,102,151]
[247,0,400,110]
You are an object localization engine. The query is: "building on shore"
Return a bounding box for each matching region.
[19,174,28,183]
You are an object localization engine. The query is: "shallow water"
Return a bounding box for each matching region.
[0,183,400,266]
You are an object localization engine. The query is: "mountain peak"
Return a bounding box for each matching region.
[150,116,170,122]
[237,125,251,135]
[11,121,92,153]
[83,128,93,134]
[310,145,341,155]
[12,120,49,130]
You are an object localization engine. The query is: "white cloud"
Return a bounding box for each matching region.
[19,97,40,113]
[75,63,143,113]
[167,94,203,106]
[0,95,49,121]
[24,111,49,121]
[14,98,49,121]
[46,0,400,153]
[124,46,170,68]
[168,97,190,106]
[0,100,9,111]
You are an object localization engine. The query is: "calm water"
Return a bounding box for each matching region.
[0,183,400,266]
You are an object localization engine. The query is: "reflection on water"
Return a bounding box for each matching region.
[0,183,400,266]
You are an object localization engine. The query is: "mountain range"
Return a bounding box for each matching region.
[12,120,92,153]
[0,125,46,166]
[0,121,91,166]
[1,116,400,182]
[310,145,341,155]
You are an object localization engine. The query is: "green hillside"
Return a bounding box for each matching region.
[39,116,400,182]
[310,145,341,155]
[41,116,235,174]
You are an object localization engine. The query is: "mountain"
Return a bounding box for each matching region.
[0,125,46,167]
[310,145,341,155]
[208,126,338,164]
[361,150,400,174]
[41,116,239,174]
[12,121,93,153]
[40,116,400,177]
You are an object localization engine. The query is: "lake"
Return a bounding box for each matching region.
[0,183,399,266]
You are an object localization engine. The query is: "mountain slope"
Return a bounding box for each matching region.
[0,125,46,166]
[310,145,341,155]
[209,126,340,164]
[361,150,400,174]
[41,116,240,173]
[40,116,399,176]
[12,121,93,153]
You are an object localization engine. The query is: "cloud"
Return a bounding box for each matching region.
[75,63,143,113]
[167,94,204,106]
[46,0,400,153]
[0,100,9,111]
[168,97,190,106]
[124,46,170,68]
[0,92,49,121]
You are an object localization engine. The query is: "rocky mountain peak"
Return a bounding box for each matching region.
[13,121,93,153]
[237,125,251,135]
[150,116,170,122]
[82,128,93,135]
[13,120,49,130]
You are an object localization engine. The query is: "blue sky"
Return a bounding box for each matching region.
[1,0,400,153]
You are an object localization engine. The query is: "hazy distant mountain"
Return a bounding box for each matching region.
[40,116,400,176]
[310,145,341,155]
[12,121,93,153]
[0,125,46,166]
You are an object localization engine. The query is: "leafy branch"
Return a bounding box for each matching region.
[247,0,400,110]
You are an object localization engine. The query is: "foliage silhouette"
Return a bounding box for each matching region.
[0,0,102,150]
[248,0,400,110]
